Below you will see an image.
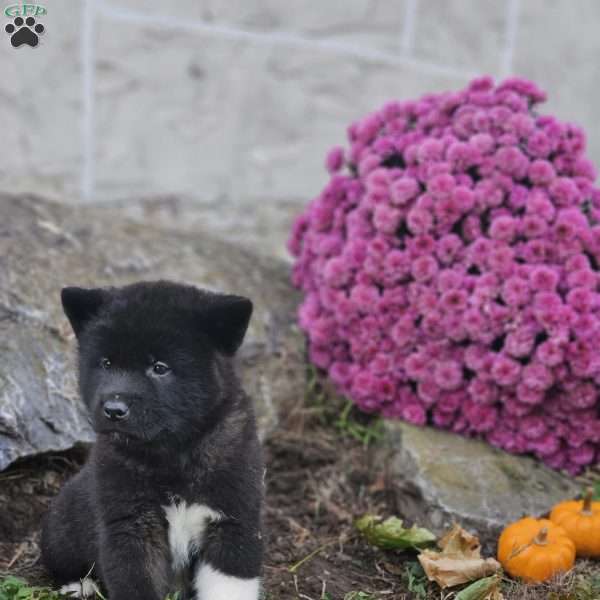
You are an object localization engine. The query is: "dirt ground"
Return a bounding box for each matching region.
[1,383,599,599]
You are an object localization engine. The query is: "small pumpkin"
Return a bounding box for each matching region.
[550,487,600,557]
[497,517,575,583]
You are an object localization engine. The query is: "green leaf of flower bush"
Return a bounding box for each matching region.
[355,515,436,551]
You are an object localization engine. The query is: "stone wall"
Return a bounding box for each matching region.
[1,0,599,259]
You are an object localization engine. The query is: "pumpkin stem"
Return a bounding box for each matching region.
[582,487,594,515]
[533,527,549,546]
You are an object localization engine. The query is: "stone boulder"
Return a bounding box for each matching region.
[0,194,304,471]
[384,422,579,546]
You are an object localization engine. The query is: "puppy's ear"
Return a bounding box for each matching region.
[199,294,253,355]
[61,287,108,337]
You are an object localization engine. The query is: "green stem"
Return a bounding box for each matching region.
[288,539,339,574]
[582,487,594,515]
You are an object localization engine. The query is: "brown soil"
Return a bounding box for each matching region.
[0,447,87,583]
[261,427,408,599]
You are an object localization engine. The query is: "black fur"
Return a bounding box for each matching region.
[41,281,263,600]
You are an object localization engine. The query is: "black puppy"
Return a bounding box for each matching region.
[41,281,263,600]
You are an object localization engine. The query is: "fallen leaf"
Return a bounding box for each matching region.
[418,553,501,588]
[417,524,501,589]
[438,523,481,557]
[382,561,404,576]
[355,515,436,551]
[368,471,386,494]
[456,574,504,600]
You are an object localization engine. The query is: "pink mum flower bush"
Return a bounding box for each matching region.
[288,76,600,475]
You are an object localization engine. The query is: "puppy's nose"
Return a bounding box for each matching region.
[103,396,130,421]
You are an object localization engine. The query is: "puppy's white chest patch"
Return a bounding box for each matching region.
[163,500,221,569]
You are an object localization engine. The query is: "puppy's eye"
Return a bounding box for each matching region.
[152,361,170,376]
[100,358,111,369]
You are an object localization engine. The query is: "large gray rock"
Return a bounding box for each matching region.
[88,195,304,263]
[0,194,305,471]
[384,422,579,546]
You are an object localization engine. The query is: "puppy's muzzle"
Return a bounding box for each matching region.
[102,395,130,422]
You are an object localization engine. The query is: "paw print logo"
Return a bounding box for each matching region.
[5,16,44,47]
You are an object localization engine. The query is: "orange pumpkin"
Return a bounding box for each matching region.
[497,517,575,583]
[550,488,600,557]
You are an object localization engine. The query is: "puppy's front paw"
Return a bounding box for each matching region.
[59,578,98,598]
[194,563,260,600]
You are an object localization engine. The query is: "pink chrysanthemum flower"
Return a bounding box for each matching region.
[289,76,600,474]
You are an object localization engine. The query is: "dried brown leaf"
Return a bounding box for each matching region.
[382,561,404,576]
[438,523,481,557]
[417,524,502,589]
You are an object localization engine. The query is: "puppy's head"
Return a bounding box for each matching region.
[61,281,252,445]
